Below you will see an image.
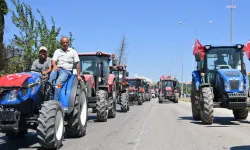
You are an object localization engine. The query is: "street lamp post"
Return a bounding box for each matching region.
[179,21,212,69]
[181,50,184,97]
[171,45,184,97]
[226,0,236,45]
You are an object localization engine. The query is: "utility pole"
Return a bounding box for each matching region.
[227,0,236,45]
[181,50,184,98]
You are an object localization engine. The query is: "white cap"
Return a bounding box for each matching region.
[39,46,48,52]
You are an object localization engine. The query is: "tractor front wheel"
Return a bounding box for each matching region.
[37,100,64,149]
[233,108,248,120]
[96,90,108,122]
[121,92,128,112]
[200,87,214,124]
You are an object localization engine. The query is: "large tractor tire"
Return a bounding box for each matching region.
[233,108,248,120]
[174,93,179,103]
[121,92,128,112]
[200,87,214,124]
[159,93,163,103]
[191,81,201,120]
[96,90,108,122]
[66,84,87,138]
[108,88,117,118]
[138,94,143,105]
[37,100,64,149]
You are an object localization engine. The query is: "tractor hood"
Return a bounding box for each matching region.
[165,87,172,91]
[129,87,136,91]
[217,69,244,92]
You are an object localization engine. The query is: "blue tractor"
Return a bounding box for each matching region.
[191,44,250,124]
[0,70,88,149]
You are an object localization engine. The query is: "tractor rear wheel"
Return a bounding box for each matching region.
[37,100,64,149]
[200,87,214,124]
[233,108,248,120]
[191,81,201,120]
[96,90,108,122]
[121,92,128,112]
[66,84,87,138]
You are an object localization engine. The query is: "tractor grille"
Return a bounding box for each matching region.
[229,80,239,90]
[224,71,240,77]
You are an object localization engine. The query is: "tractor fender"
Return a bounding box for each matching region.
[192,71,202,91]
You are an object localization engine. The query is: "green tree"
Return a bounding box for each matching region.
[116,35,128,65]
[8,0,74,72]
[0,0,8,72]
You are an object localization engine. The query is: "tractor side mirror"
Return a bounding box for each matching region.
[195,52,201,61]
[126,71,129,77]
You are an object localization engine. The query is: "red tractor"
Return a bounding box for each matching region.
[110,64,130,112]
[158,78,180,103]
[127,78,145,105]
[78,52,117,122]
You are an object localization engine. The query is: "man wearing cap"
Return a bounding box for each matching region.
[31,46,52,79]
[49,36,82,85]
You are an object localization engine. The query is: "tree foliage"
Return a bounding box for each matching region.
[0,0,75,75]
[0,0,8,72]
[116,35,128,65]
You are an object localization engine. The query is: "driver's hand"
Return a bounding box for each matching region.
[77,75,82,81]
[42,75,47,79]
[42,71,47,75]
[53,66,58,71]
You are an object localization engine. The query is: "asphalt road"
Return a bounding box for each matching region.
[1,98,250,150]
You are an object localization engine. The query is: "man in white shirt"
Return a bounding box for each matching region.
[49,36,82,85]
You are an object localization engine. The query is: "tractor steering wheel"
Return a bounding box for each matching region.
[215,65,232,69]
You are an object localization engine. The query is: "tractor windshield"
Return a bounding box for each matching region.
[79,55,110,82]
[162,80,173,88]
[128,80,136,87]
[112,71,123,82]
[206,47,241,70]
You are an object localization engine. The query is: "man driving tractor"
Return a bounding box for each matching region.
[214,53,227,66]
[31,46,52,79]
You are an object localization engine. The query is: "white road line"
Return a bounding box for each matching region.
[132,103,153,150]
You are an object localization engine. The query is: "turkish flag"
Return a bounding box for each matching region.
[0,73,32,87]
[160,75,165,80]
[243,40,250,59]
[193,38,205,60]
[166,75,171,79]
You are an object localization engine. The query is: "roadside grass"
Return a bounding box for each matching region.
[179,97,190,102]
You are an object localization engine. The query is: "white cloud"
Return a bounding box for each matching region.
[133,73,153,83]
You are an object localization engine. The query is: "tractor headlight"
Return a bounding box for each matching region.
[237,44,242,49]
[8,90,18,101]
[205,45,211,50]
[224,81,230,91]
[239,81,244,90]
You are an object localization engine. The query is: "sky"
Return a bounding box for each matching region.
[4,0,250,82]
